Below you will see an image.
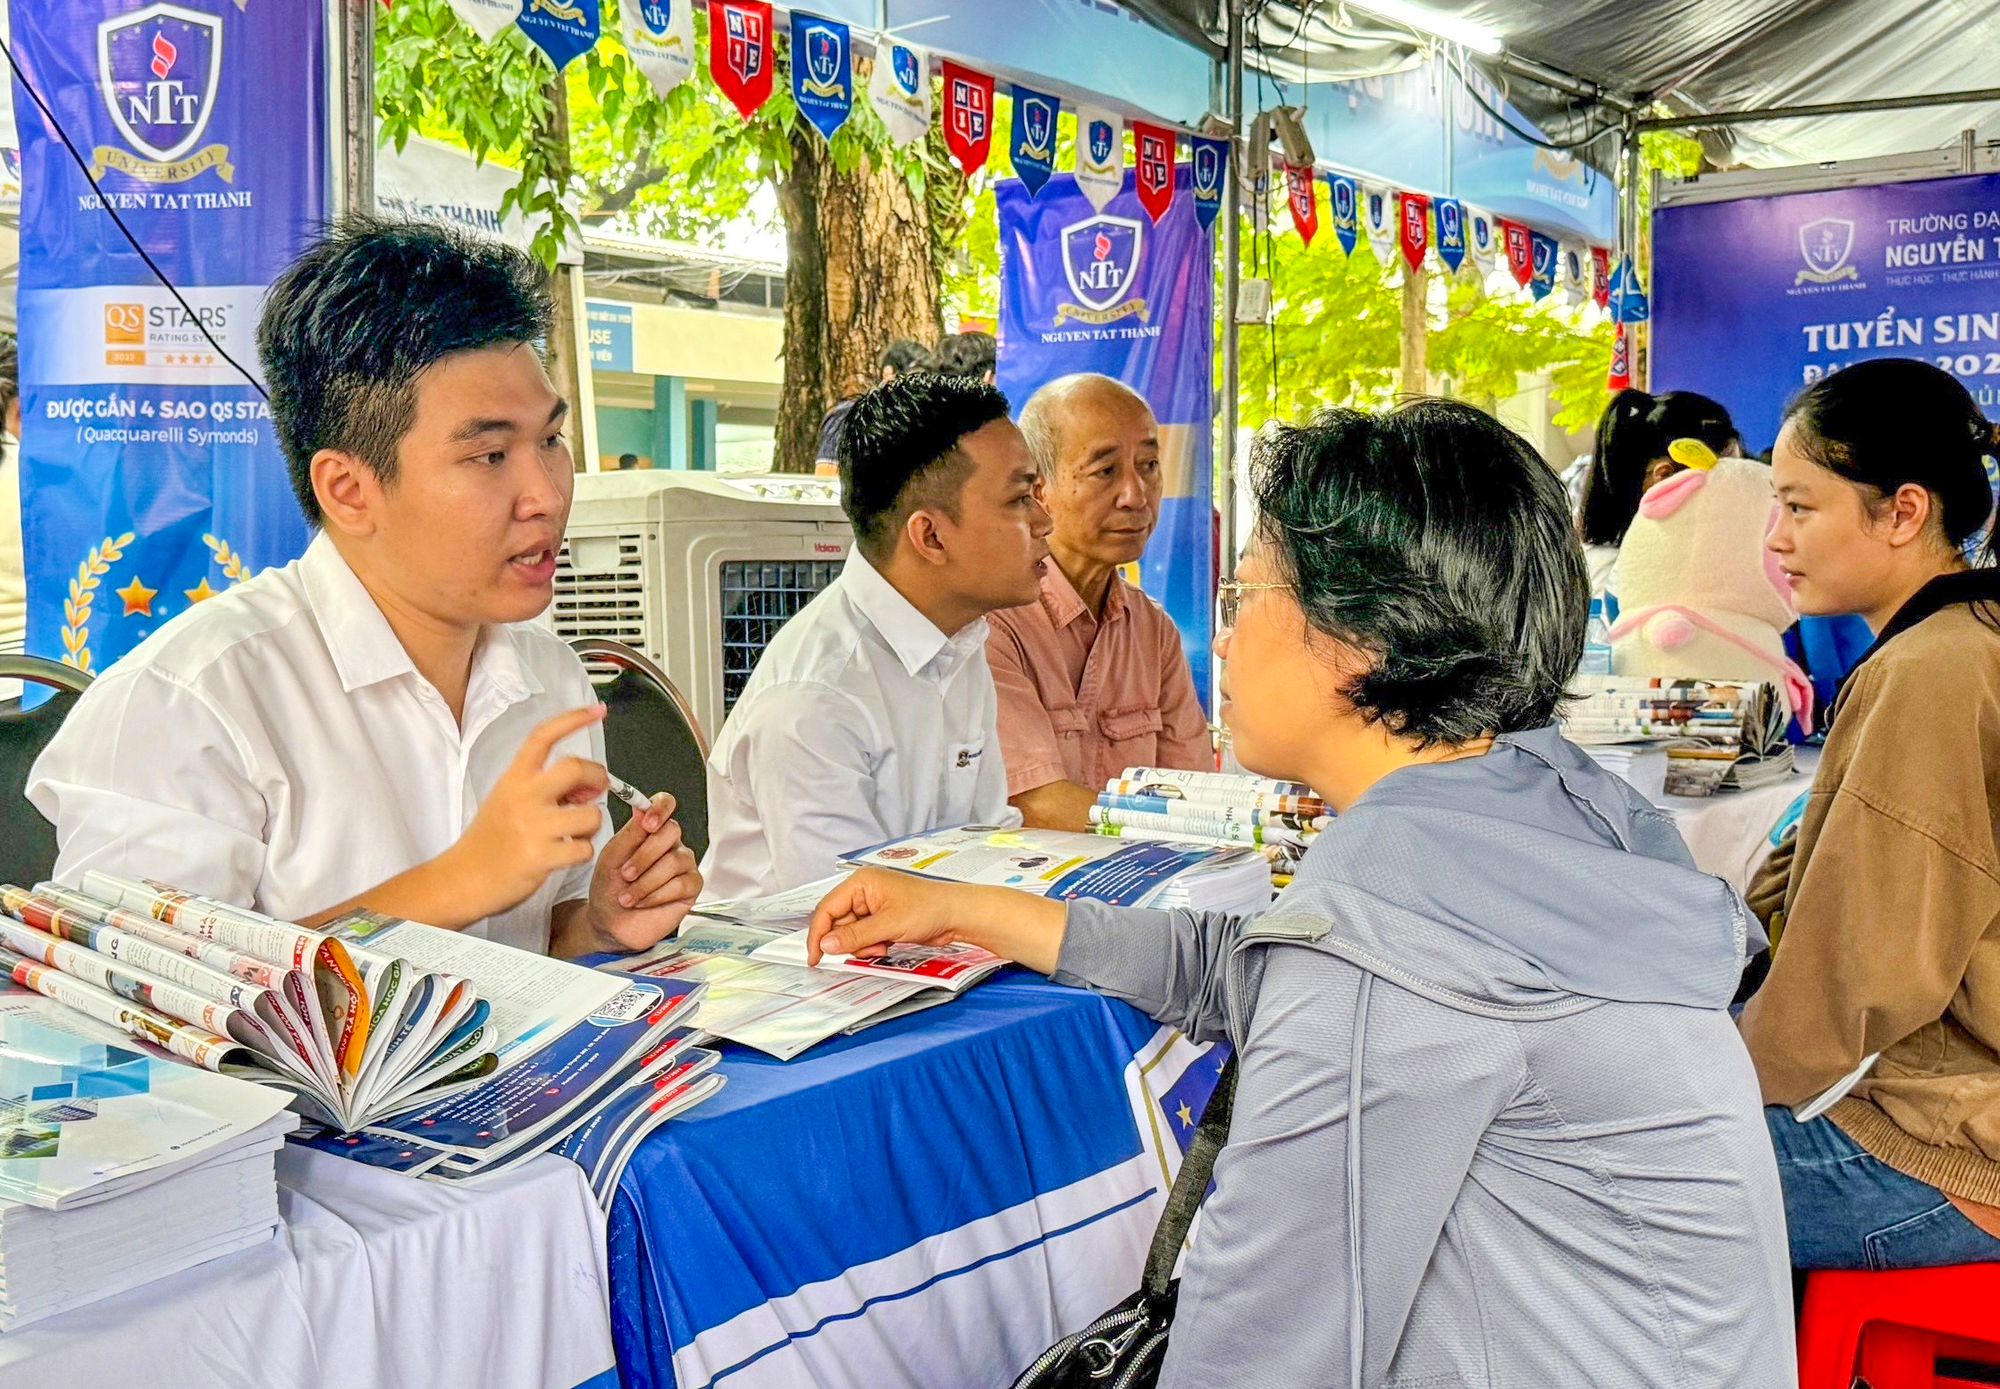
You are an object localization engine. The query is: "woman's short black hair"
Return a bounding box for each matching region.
[1579,388,1740,547]
[1783,358,1998,549]
[1252,399,1587,747]
[257,215,555,525]
[837,371,1010,559]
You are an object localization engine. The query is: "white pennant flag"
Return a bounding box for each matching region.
[622,0,696,98]
[1360,183,1395,257]
[1074,106,1124,213]
[1560,240,1589,306]
[1465,206,1500,274]
[868,38,930,148]
[446,0,523,44]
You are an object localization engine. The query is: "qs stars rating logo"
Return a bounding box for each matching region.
[115,575,157,616]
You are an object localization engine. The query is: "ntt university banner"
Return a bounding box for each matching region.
[1654,172,2000,449]
[996,168,1216,707]
[12,0,323,677]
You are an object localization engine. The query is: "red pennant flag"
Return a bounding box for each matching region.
[1608,322,1631,390]
[940,61,994,174]
[1133,122,1176,225]
[1286,164,1318,246]
[1501,219,1533,287]
[709,1,774,120]
[1591,246,1612,309]
[1398,192,1429,271]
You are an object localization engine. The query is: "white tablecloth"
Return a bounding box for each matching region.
[1623,746,1820,895]
[0,1148,618,1389]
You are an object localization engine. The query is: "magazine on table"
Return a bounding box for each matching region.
[554,1046,725,1205]
[618,949,931,1060]
[693,880,1006,992]
[1562,677,1795,798]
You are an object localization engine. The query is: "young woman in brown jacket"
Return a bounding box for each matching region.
[1743,357,2000,1270]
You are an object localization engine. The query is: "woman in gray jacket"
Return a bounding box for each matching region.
[809,401,1794,1386]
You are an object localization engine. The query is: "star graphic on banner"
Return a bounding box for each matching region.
[115,575,157,617]
[184,577,219,604]
[1176,1101,1194,1130]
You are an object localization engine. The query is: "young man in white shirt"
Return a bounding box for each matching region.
[28,219,700,957]
[701,373,1052,899]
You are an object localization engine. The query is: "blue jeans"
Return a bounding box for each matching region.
[1765,1106,2000,1270]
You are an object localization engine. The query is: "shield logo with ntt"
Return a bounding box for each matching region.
[1333,179,1355,224]
[803,24,841,93]
[1061,214,1143,313]
[1021,96,1054,158]
[1088,119,1115,168]
[639,0,674,39]
[1193,142,1220,197]
[1797,217,1858,284]
[1438,200,1460,243]
[99,2,222,166]
[892,44,920,95]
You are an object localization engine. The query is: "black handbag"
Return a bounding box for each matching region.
[1010,1056,1238,1389]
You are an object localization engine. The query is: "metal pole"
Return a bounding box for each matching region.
[331,0,374,221]
[1639,86,2000,131]
[1219,0,1244,578]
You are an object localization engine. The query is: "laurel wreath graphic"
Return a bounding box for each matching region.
[202,533,251,584]
[61,532,136,674]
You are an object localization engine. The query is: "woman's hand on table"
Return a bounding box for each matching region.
[806,868,1067,975]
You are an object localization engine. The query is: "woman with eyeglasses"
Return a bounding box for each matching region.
[809,400,1791,1385]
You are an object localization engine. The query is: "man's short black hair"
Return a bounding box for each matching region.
[934,331,997,380]
[879,339,934,376]
[257,215,555,525]
[837,371,1010,560]
[1252,399,1586,747]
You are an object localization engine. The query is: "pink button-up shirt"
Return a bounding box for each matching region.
[986,562,1212,796]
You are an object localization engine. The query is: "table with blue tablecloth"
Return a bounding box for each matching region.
[605,972,1225,1389]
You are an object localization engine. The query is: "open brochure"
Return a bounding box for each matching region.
[620,948,931,1061]
[0,988,296,1210]
[692,877,1007,993]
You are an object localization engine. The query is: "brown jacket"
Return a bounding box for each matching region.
[1741,598,2000,1203]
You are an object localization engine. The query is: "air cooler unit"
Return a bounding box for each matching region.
[550,472,852,741]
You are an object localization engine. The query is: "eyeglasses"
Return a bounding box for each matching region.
[1217,580,1291,630]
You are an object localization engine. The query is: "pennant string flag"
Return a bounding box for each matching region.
[622,0,695,97]
[1328,173,1358,257]
[868,38,929,148]
[1592,246,1612,309]
[940,61,994,175]
[1075,106,1123,214]
[515,0,598,69]
[1009,84,1059,197]
[1132,121,1176,225]
[1609,256,1651,322]
[1502,218,1534,287]
[709,0,775,120]
[1467,206,1499,276]
[1529,229,1557,301]
[1560,241,1587,306]
[789,11,852,140]
[1398,191,1429,272]
[446,0,522,43]
[1609,321,1632,389]
[1433,196,1465,274]
[1361,183,1394,258]
[1286,163,1318,247]
[1189,135,1228,232]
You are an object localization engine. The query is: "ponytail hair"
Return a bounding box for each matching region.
[1782,359,1995,550]
[1579,388,1741,546]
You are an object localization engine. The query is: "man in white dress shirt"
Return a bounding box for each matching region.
[700,373,1052,899]
[28,218,700,957]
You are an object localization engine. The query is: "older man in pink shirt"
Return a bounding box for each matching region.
[988,374,1211,830]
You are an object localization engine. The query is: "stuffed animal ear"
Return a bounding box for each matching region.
[1639,467,1708,519]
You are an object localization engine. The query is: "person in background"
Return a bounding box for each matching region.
[1741,358,2000,1270]
[813,338,934,469]
[1578,387,1742,602]
[29,218,700,957]
[617,452,640,470]
[935,330,997,385]
[0,336,23,704]
[809,400,1791,1383]
[701,372,1051,900]
[989,374,1208,830]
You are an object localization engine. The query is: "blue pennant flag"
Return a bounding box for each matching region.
[789,12,851,140]
[516,0,599,70]
[1189,135,1228,231]
[1009,84,1059,197]
[1328,173,1358,256]
[1608,255,1651,322]
[1433,196,1466,274]
[1529,229,1558,301]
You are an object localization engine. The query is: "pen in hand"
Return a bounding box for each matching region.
[605,773,655,817]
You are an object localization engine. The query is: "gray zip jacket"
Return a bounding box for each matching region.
[1053,725,1795,1387]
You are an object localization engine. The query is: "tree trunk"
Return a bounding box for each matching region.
[534,69,584,439]
[772,124,946,474]
[1399,260,1428,398]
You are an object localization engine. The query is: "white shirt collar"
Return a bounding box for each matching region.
[298,532,542,706]
[839,549,987,680]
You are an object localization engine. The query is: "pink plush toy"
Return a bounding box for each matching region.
[1607,444,1815,733]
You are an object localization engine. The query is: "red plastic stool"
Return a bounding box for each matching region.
[1799,1265,2000,1387]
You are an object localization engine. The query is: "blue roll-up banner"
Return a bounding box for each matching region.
[996,169,1216,708]
[12,0,324,679]
[1654,171,2000,449]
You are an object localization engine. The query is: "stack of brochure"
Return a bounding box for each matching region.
[0,987,296,1331]
[1088,766,1328,888]
[1563,677,1796,797]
